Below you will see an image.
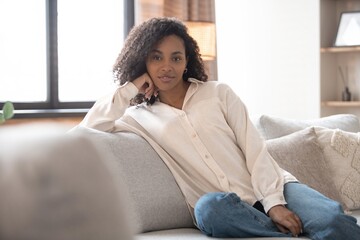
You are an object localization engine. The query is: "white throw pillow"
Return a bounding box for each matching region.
[266,127,343,204]
[314,127,360,210]
[267,126,360,211]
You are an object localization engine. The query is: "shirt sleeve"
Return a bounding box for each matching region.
[79,82,139,132]
[222,84,287,213]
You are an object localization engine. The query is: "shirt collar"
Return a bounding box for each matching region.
[188,78,204,84]
[183,78,204,107]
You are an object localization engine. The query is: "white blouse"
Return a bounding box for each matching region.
[80,78,296,213]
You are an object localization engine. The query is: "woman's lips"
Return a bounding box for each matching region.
[158,76,174,82]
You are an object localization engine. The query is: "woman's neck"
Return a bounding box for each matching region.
[159,81,191,109]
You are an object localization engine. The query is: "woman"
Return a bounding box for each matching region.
[80,17,360,239]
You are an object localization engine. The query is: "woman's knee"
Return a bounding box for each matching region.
[195,193,228,216]
[195,193,237,222]
[194,192,239,235]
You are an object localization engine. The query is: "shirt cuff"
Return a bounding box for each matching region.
[117,81,139,101]
[261,192,287,213]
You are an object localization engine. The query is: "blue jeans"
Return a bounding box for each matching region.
[194,183,360,239]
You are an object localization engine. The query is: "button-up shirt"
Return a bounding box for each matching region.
[79,78,296,214]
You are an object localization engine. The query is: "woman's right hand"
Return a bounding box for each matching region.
[268,205,302,237]
[132,73,157,100]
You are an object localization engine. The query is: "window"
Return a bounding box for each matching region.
[0,0,133,117]
[0,0,47,102]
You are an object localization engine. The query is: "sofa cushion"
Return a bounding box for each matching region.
[136,210,360,239]
[136,228,309,240]
[71,127,194,234]
[254,114,360,140]
[266,127,343,204]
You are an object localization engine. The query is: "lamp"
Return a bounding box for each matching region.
[185,21,216,60]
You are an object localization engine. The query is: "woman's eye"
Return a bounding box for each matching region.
[173,57,182,62]
[152,55,161,61]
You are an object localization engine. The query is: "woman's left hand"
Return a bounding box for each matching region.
[132,73,158,99]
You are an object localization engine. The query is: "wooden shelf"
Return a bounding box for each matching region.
[320,46,360,53]
[322,101,360,107]
[320,0,360,118]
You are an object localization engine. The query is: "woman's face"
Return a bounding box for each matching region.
[145,34,187,93]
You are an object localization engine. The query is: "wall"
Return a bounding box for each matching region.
[215,0,320,119]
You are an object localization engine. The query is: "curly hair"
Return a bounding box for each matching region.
[113,17,208,88]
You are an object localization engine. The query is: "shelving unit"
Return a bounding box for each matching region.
[320,0,360,117]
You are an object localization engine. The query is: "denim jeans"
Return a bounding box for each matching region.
[194,183,360,239]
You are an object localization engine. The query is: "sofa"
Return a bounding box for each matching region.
[0,114,360,240]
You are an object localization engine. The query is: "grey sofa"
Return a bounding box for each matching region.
[1,114,360,240]
[73,115,360,240]
[74,113,360,240]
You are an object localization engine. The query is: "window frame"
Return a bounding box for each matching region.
[4,0,134,118]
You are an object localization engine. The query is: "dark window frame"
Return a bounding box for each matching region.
[3,0,134,118]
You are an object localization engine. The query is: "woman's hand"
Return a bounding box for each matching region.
[132,73,157,100]
[268,205,303,237]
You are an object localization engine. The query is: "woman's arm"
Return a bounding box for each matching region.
[79,81,139,132]
[80,73,156,132]
[222,84,302,236]
[222,84,285,211]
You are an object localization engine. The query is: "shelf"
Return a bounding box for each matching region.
[322,101,360,107]
[320,0,360,118]
[320,46,360,53]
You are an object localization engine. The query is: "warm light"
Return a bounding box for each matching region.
[185,21,216,60]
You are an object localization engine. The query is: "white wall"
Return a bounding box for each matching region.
[215,0,320,119]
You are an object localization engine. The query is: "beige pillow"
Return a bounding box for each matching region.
[314,127,360,210]
[266,127,343,204]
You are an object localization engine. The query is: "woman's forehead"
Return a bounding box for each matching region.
[151,35,185,51]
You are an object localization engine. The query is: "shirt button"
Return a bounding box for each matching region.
[219,174,225,179]
[204,154,209,159]
[180,113,186,117]
[192,133,197,138]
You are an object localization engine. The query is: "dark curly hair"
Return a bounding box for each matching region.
[113,17,208,105]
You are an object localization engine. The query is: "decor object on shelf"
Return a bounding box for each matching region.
[339,66,352,101]
[335,11,360,47]
[343,87,352,101]
[0,101,14,124]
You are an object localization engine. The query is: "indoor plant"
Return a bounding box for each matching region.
[0,101,14,124]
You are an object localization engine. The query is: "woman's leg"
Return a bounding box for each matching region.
[284,182,360,240]
[194,192,290,238]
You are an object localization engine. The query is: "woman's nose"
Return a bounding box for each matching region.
[161,63,172,72]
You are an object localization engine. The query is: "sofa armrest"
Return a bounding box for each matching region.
[0,133,133,240]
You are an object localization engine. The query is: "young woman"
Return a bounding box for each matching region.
[80,17,360,239]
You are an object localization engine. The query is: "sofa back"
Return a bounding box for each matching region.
[72,127,195,234]
[253,114,360,140]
